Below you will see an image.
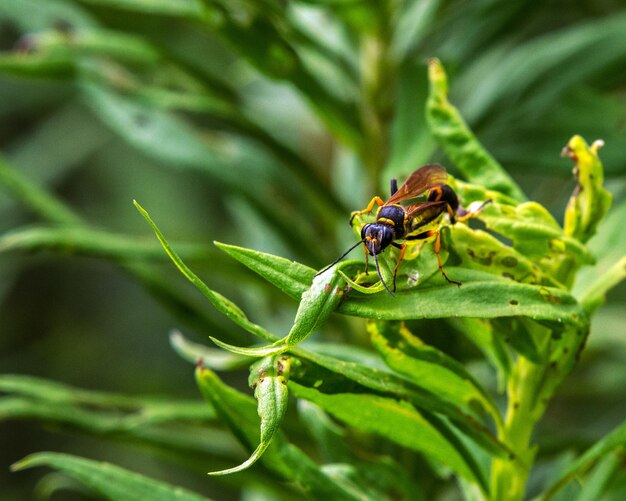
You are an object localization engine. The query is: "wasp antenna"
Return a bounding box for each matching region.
[390,178,398,196]
[315,239,364,277]
[374,252,395,297]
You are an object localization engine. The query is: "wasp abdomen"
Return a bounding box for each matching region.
[428,184,459,212]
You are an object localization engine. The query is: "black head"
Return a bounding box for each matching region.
[316,222,396,297]
[361,223,394,256]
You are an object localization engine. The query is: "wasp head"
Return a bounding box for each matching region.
[361,223,394,256]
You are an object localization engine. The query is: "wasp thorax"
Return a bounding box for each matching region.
[361,223,394,255]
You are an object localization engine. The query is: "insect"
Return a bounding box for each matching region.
[317,164,490,296]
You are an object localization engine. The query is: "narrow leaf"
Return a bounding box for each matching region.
[478,201,594,268]
[11,452,210,500]
[539,419,626,501]
[286,267,345,345]
[579,256,626,314]
[0,225,211,263]
[339,272,587,328]
[562,136,612,243]
[368,320,502,429]
[212,242,587,328]
[0,155,82,225]
[75,0,204,17]
[195,367,364,500]
[169,331,248,370]
[208,355,292,476]
[426,58,526,201]
[208,251,345,354]
[0,397,237,459]
[450,224,562,288]
[134,201,276,343]
[289,382,486,491]
[290,348,513,460]
[209,336,287,357]
[338,270,386,294]
[214,241,314,300]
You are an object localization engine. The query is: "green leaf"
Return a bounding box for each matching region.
[134,201,276,343]
[215,241,315,300]
[208,252,345,355]
[449,318,511,390]
[213,242,587,329]
[297,401,425,500]
[0,156,82,225]
[449,224,561,287]
[82,84,228,175]
[195,367,364,500]
[0,374,222,430]
[562,136,612,244]
[0,0,96,31]
[0,225,212,263]
[0,374,187,411]
[574,452,624,501]
[491,318,543,364]
[579,256,626,314]
[475,198,594,287]
[0,51,75,79]
[209,336,288,357]
[386,61,436,179]
[289,382,487,492]
[539,419,626,501]
[0,396,239,461]
[368,320,502,428]
[208,355,291,476]
[389,0,441,64]
[11,452,210,500]
[75,0,204,17]
[338,271,586,329]
[291,347,512,461]
[169,331,249,370]
[209,355,291,475]
[426,58,526,201]
[338,269,386,294]
[198,2,362,149]
[286,266,345,345]
[16,28,161,67]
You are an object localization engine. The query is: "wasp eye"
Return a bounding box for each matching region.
[379,226,393,247]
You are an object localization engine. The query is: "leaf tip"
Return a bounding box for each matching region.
[10,459,26,472]
[10,454,38,472]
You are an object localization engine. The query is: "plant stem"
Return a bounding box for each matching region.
[359,2,395,188]
[491,356,544,500]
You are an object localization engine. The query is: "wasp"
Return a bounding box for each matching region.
[317,164,490,296]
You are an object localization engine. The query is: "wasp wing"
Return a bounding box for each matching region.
[404,200,449,232]
[385,164,448,205]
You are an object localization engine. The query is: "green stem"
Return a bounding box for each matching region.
[491,323,588,500]
[491,356,544,500]
[359,3,395,187]
[0,155,82,226]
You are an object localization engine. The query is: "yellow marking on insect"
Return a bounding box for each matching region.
[429,185,443,201]
[377,217,395,226]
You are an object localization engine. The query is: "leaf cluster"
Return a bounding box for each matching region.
[1,1,625,500]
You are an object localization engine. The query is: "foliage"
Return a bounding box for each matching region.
[1,1,625,500]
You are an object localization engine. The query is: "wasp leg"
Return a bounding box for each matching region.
[390,242,406,292]
[406,230,461,287]
[456,199,492,223]
[349,196,385,225]
[363,243,370,274]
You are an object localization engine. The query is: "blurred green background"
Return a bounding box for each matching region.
[1,0,625,499]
